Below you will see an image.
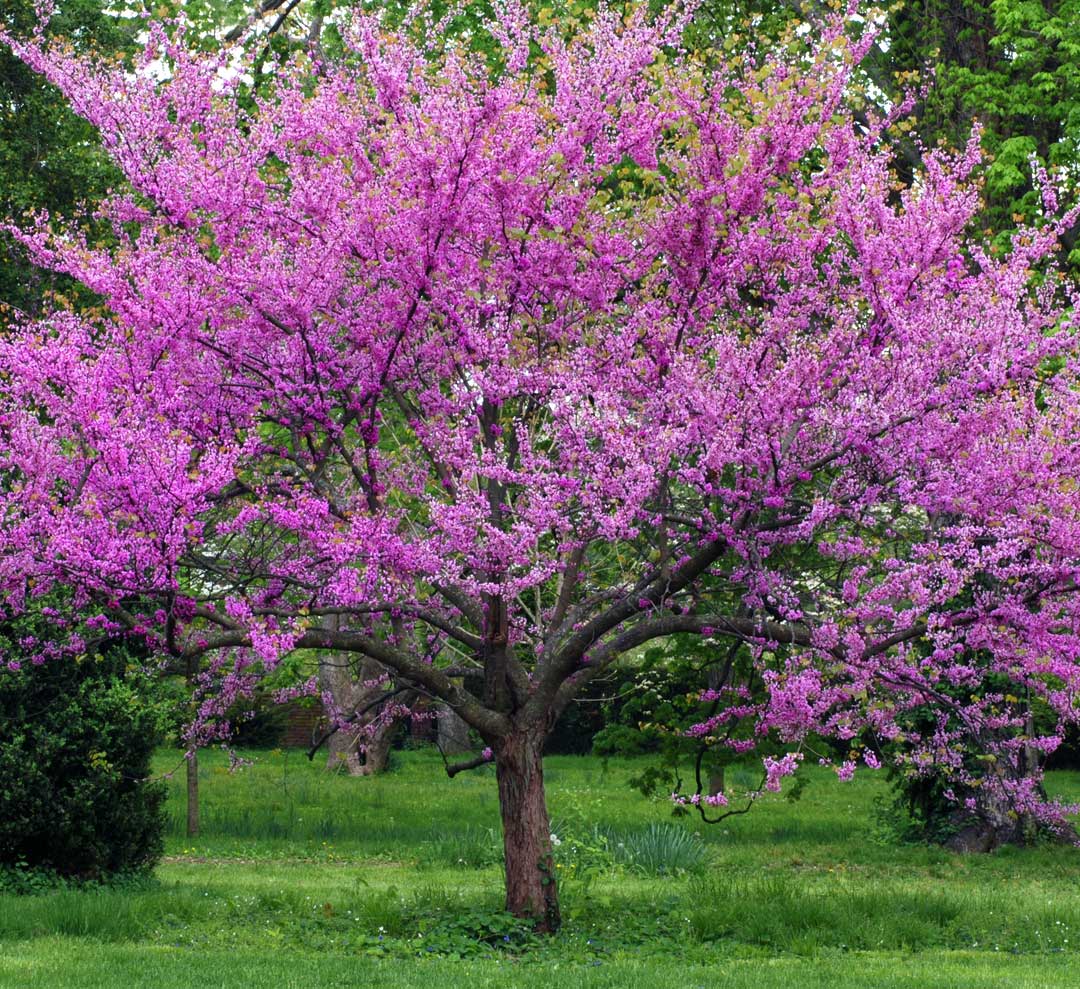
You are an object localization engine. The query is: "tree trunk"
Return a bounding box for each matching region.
[360,725,393,775]
[495,728,560,932]
[944,748,1058,852]
[319,652,401,776]
[325,717,396,775]
[186,750,199,838]
[185,653,200,837]
[944,787,1030,853]
[437,703,472,754]
[326,726,364,775]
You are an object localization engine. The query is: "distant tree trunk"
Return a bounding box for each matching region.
[325,723,364,775]
[944,785,1033,853]
[319,653,402,776]
[706,655,729,800]
[496,727,559,932]
[185,655,199,837]
[186,750,199,838]
[361,726,393,775]
[946,717,1058,852]
[437,703,471,754]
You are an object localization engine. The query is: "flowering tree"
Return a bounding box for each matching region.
[3,1,1080,929]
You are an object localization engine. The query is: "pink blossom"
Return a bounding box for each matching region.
[0,0,1078,868]
[763,753,802,792]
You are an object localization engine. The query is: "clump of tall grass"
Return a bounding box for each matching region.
[421,825,503,869]
[682,874,1080,954]
[0,884,214,942]
[607,823,709,876]
[685,874,961,951]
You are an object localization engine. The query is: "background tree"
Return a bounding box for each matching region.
[682,0,1080,837]
[314,648,417,775]
[885,0,1080,264]
[3,2,1080,930]
[696,0,1080,262]
[0,0,132,315]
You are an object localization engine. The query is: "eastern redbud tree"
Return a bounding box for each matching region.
[3,1,1080,929]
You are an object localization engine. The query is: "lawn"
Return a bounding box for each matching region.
[3,748,1080,987]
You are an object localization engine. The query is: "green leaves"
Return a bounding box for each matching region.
[985,136,1038,199]
[0,599,167,880]
[0,0,130,315]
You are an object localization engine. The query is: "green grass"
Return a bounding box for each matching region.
[5,942,1080,989]
[3,747,1080,986]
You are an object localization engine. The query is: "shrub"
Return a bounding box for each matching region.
[0,644,167,880]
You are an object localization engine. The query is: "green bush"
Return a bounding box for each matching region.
[0,645,167,880]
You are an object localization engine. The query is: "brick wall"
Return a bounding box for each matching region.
[280,696,438,749]
[282,699,326,749]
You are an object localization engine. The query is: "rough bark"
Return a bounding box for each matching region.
[944,789,1032,853]
[360,724,393,775]
[945,750,1050,853]
[325,723,364,775]
[496,728,560,932]
[437,703,472,754]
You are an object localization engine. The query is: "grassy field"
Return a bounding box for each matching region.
[3,747,1080,987]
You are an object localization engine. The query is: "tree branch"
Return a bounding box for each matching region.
[305,685,412,760]
[181,625,509,738]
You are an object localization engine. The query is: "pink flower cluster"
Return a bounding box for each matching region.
[0,1,1078,837]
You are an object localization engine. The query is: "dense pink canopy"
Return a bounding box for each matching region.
[3,2,1080,828]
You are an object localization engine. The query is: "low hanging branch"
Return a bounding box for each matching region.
[443,752,493,778]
